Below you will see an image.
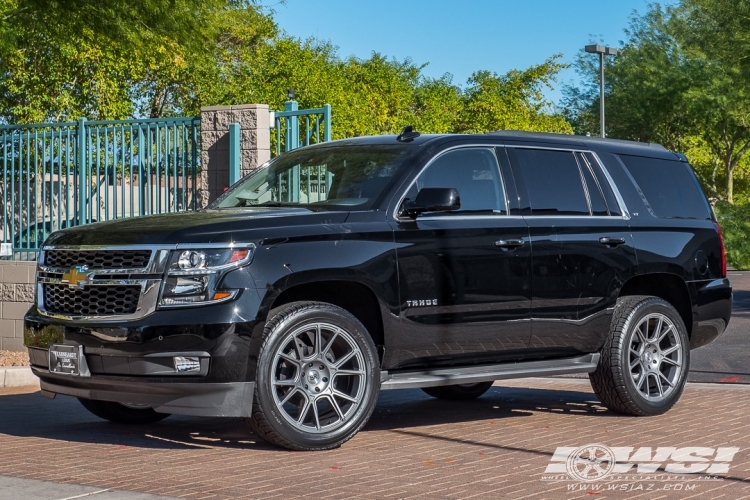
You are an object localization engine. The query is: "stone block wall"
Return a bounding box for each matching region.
[0,261,35,351]
[199,104,271,207]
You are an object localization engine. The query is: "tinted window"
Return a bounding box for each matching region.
[412,148,506,214]
[583,152,621,216]
[511,149,590,216]
[618,155,711,219]
[577,155,608,216]
[213,145,413,210]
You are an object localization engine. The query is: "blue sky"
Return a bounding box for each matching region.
[272,0,661,106]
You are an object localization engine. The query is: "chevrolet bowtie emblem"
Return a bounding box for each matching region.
[61,265,90,289]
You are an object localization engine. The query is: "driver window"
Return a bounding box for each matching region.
[407,148,506,214]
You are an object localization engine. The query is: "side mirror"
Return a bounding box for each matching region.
[403,187,460,217]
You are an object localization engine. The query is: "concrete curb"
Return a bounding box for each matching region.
[0,366,39,388]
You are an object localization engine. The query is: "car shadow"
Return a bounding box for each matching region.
[0,383,615,451]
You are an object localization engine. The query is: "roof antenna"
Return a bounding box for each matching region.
[397,125,420,142]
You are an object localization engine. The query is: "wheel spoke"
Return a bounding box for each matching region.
[657,325,674,343]
[661,357,681,367]
[630,347,641,358]
[314,324,323,356]
[278,352,299,366]
[630,357,641,370]
[652,316,663,342]
[637,373,647,392]
[332,389,358,403]
[327,394,345,421]
[274,378,297,387]
[658,371,674,388]
[334,350,357,368]
[636,324,648,345]
[297,396,311,425]
[335,369,364,377]
[322,330,339,357]
[293,334,306,362]
[310,397,321,430]
[655,373,664,397]
[279,387,300,405]
[662,344,680,356]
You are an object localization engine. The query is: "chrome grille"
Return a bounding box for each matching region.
[44,250,152,270]
[42,283,141,316]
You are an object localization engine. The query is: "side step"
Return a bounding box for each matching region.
[380,353,600,390]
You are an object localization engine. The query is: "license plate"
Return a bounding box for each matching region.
[49,344,81,376]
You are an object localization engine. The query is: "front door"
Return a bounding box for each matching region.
[388,146,532,369]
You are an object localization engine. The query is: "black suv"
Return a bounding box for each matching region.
[24,130,732,451]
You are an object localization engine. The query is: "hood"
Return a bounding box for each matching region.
[44,208,351,247]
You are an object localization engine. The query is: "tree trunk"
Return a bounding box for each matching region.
[726,160,734,204]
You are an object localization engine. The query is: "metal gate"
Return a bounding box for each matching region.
[0,117,200,259]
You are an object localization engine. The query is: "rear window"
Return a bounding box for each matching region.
[618,154,711,220]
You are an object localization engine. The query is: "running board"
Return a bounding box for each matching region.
[380,353,600,390]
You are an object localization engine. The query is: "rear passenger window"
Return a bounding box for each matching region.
[510,149,590,216]
[618,155,711,220]
[583,152,621,216]
[577,154,609,216]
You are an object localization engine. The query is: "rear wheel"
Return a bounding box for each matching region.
[247,302,380,451]
[421,382,494,400]
[78,398,170,424]
[589,295,689,416]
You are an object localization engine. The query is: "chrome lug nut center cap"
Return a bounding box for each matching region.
[303,362,331,393]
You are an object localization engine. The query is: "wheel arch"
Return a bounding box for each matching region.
[618,273,693,336]
[262,279,386,358]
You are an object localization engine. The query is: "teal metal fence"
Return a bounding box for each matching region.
[0,116,200,259]
[272,100,331,155]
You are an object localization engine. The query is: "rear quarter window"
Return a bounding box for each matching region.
[617,154,711,220]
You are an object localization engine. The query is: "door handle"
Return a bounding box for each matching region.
[599,236,626,247]
[495,239,525,249]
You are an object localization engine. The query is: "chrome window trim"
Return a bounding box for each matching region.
[392,143,631,222]
[36,242,254,322]
[586,151,631,219]
[392,145,509,222]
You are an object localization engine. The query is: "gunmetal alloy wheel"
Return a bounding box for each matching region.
[248,302,380,450]
[589,295,690,416]
[272,322,366,433]
[627,313,683,402]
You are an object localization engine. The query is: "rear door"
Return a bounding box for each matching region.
[506,146,638,356]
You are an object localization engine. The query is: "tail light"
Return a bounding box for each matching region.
[715,221,727,278]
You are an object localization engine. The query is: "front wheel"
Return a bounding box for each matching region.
[78,398,170,424]
[421,382,494,400]
[247,302,380,451]
[589,295,690,416]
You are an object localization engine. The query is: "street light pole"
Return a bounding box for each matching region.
[585,44,618,138]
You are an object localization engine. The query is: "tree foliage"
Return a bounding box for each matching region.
[564,1,750,204]
[0,0,570,138]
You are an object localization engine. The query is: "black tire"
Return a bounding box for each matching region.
[589,295,690,416]
[421,382,494,400]
[247,301,380,451]
[78,398,170,424]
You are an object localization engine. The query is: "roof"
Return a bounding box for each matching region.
[305,130,671,156]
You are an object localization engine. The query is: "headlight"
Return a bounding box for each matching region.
[159,245,253,307]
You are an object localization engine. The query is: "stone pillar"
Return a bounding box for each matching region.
[0,261,36,351]
[199,104,271,207]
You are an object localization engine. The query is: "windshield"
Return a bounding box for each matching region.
[213,144,414,210]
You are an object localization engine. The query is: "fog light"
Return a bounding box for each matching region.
[174,356,201,373]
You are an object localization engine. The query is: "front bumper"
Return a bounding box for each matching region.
[24,286,266,418]
[33,367,255,417]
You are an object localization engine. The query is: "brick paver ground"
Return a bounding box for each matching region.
[0,378,748,499]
